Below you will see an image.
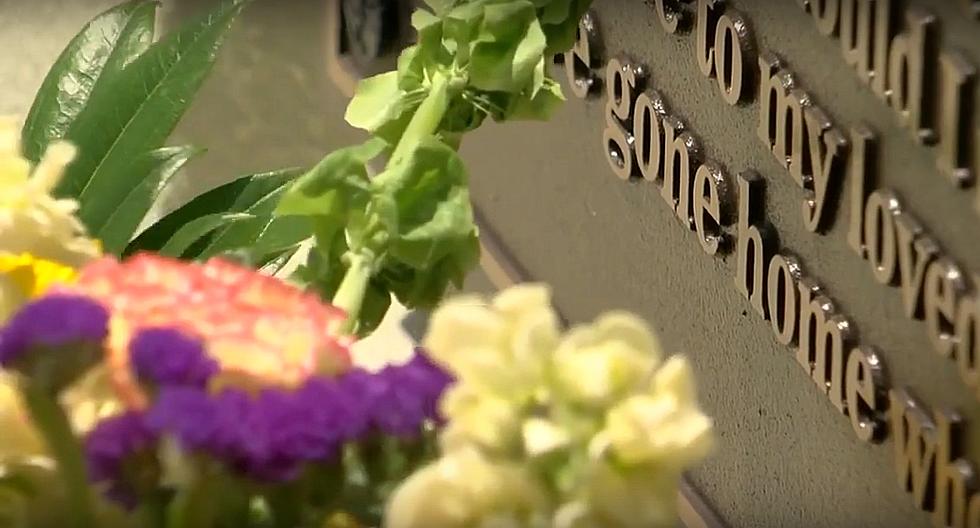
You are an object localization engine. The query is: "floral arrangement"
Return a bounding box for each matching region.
[0,1,713,527]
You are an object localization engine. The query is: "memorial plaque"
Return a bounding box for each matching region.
[450,2,980,527]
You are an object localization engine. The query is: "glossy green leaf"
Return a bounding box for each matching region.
[157,212,253,258]
[195,186,296,259]
[59,0,247,221]
[20,0,157,163]
[96,145,203,254]
[127,167,302,257]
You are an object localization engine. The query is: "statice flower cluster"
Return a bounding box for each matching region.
[82,325,451,504]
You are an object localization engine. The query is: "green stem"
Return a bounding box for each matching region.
[330,73,453,337]
[331,253,373,334]
[165,474,214,528]
[389,72,451,163]
[21,382,96,528]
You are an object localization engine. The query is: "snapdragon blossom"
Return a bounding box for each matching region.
[386,284,714,528]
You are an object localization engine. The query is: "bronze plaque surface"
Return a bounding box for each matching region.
[454,1,980,526]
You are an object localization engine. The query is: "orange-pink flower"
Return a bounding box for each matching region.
[55,254,352,409]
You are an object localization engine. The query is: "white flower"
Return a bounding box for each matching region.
[396,284,713,528]
[584,460,681,528]
[522,417,570,457]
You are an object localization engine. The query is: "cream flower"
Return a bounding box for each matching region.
[0,117,100,321]
[394,284,714,528]
[552,312,661,407]
[600,356,714,468]
[439,384,522,453]
[425,284,559,401]
[384,446,548,528]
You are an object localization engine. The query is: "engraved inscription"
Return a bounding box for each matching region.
[846,125,980,402]
[561,10,980,526]
[694,0,754,105]
[936,51,977,186]
[563,12,602,99]
[757,53,847,233]
[600,55,736,253]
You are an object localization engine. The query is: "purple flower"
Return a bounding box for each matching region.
[144,387,220,451]
[135,349,453,484]
[341,349,453,438]
[84,412,157,507]
[0,294,108,367]
[129,328,218,389]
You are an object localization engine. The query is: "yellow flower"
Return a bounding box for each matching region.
[600,356,714,468]
[384,446,548,528]
[0,253,79,321]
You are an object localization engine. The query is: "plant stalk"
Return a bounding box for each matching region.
[331,73,454,336]
[331,253,373,335]
[389,73,451,163]
[21,382,97,528]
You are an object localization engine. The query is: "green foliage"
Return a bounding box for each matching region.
[346,0,580,144]
[21,0,157,164]
[279,138,478,318]
[21,0,253,259]
[97,146,203,254]
[282,0,590,335]
[128,168,308,262]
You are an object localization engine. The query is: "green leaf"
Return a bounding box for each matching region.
[503,77,565,121]
[469,1,545,93]
[157,212,253,258]
[276,140,385,256]
[380,237,479,309]
[127,167,302,256]
[371,138,480,308]
[345,73,424,146]
[541,0,591,54]
[422,0,458,16]
[20,0,158,163]
[373,138,476,268]
[59,0,247,219]
[411,10,450,66]
[96,145,203,254]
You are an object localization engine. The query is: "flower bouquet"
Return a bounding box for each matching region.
[0,1,713,527]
